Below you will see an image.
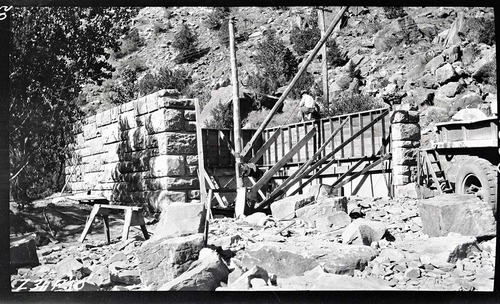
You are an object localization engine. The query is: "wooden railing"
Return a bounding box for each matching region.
[260,107,391,167]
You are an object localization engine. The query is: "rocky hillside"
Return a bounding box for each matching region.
[91,6,496,132]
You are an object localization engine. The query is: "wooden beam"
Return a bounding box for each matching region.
[331,154,391,192]
[248,128,282,164]
[241,6,349,158]
[203,170,229,208]
[330,156,369,188]
[249,127,317,196]
[219,130,235,157]
[317,8,329,108]
[194,98,208,206]
[248,176,267,200]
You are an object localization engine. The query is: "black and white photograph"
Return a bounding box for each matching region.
[4,4,498,295]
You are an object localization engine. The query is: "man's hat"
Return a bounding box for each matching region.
[300,90,308,95]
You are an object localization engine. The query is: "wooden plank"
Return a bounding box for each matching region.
[370,111,375,155]
[250,127,317,196]
[351,172,370,196]
[296,125,301,163]
[349,115,354,157]
[195,98,208,205]
[248,176,267,200]
[248,127,279,165]
[359,113,365,156]
[241,6,349,158]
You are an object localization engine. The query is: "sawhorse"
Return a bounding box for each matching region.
[78,204,149,243]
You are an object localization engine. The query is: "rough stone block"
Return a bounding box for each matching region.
[134,97,148,116]
[316,211,351,233]
[155,202,205,239]
[418,194,496,238]
[148,190,187,211]
[157,133,197,155]
[400,235,479,268]
[120,101,134,113]
[270,194,315,220]
[393,174,411,186]
[101,124,120,144]
[391,124,421,141]
[392,147,418,166]
[109,262,141,285]
[296,197,348,227]
[390,110,409,123]
[145,177,199,191]
[393,183,420,199]
[145,95,159,113]
[10,234,39,269]
[436,63,457,84]
[160,98,195,109]
[341,219,387,245]
[109,106,119,123]
[158,248,229,291]
[82,122,98,139]
[145,108,183,134]
[149,155,185,177]
[425,55,445,74]
[437,81,463,98]
[137,233,204,288]
[184,121,197,132]
[56,257,85,280]
[121,126,148,151]
[392,165,411,176]
[118,111,136,130]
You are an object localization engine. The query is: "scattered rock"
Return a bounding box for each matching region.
[451,108,488,121]
[110,261,142,285]
[137,233,204,288]
[226,265,270,290]
[158,248,229,291]
[154,202,206,239]
[295,197,348,227]
[10,234,39,269]
[86,265,111,287]
[56,257,85,280]
[341,219,387,245]
[270,194,315,220]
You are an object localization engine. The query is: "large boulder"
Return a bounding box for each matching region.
[154,202,206,239]
[256,266,393,290]
[137,233,204,288]
[399,235,480,268]
[295,197,348,228]
[418,194,496,238]
[158,248,229,291]
[10,234,39,269]
[270,194,315,220]
[240,241,377,277]
[55,257,85,280]
[341,219,387,245]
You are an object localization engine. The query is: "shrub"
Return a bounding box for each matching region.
[290,26,321,56]
[249,30,298,96]
[205,100,233,129]
[172,24,199,60]
[137,67,193,97]
[113,28,145,59]
[464,17,496,46]
[185,81,212,110]
[473,61,496,86]
[326,39,348,67]
[205,7,230,31]
[321,93,381,117]
[119,56,148,72]
[383,7,407,19]
[243,99,302,129]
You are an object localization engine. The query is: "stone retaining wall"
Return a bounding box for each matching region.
[65,90,199,213]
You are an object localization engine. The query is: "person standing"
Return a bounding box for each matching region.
[299,90,318,121]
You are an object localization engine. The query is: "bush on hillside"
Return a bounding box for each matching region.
[137,67,193,96]
[326,39,348,67]
[320,93,382,117]
[172,24,199,62]
[205,100,233,129]
[384,7,407,19]
[113,28,145,59]
[290,26,321,56]
[205,7,230,31]
[248,29,298,102]
[464,17,496,46]
[185,80,212,110]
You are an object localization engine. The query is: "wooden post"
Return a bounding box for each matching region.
[194,99,208,207]
[229,17,246,218]
[317,8,329,108]
[241,6,349,158]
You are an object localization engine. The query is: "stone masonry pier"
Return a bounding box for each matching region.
[65,90,199,213]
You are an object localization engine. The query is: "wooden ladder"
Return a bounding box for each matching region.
[417,149,453,194]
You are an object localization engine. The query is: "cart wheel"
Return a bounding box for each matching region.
[455,156,497,216]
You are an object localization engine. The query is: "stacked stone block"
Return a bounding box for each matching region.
[65,90,199,212]
[391,108,420,197]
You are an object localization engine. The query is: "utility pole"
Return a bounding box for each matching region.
[229,17,246,218]
[317,8,329,109]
